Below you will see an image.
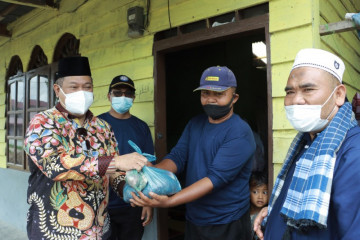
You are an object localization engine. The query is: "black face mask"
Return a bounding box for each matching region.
[203,97,234,120]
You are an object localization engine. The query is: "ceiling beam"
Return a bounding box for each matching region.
[0,0,57,10]
[0,23,11,37]
[0,4,18,21]
[320,20,360,36]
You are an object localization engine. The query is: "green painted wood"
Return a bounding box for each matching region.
[92,78,154,107]
[340,0,358,13]
[270,25,314,64]
[270,0,313,33]
[149,0,268,32]
[92,56,154,88]
[273,129,297,163]
[271,62,293,97]
[86,36,154,70]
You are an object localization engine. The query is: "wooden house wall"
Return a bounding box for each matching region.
[0,0,267,167]
[1,0,358,182]
[319,0,360,98]
[269,0,360,177]
[269,0,318,176]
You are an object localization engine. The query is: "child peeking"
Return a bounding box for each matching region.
[250,171,268,240]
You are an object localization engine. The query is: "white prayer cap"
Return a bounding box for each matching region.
[291,48,345,82]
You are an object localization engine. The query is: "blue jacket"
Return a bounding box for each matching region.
[265,126,360,239]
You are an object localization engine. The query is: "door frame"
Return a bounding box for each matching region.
[153,13,272,240]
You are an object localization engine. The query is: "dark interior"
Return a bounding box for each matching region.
[164,33,268,239]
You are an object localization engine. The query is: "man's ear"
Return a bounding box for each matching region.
[232,93,239,104]
[335,84,346,106]
[53,84,60,98]
[107,93,111,102]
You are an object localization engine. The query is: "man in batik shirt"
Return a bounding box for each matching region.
[24,56,148,240]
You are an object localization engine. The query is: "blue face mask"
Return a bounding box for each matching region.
[111,96,133,114]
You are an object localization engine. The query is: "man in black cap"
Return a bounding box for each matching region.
[24,56,148,239]
[98,75,154,240]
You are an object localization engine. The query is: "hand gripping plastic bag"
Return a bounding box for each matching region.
[123,166,182,202]
[124,140,155,192]
[123,140,181,202]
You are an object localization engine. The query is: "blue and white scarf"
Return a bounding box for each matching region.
[264,102,358,235]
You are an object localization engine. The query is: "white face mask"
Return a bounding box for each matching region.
[285,86,338,132]
[59,87,94,115]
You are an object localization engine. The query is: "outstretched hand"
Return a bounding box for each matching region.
[130,191,172,208]
[114,152,148,172]
[253,206,268,240]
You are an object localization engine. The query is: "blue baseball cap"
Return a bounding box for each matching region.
[194,66,237,92]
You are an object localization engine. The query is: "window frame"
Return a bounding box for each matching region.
[6,33,78,170]
[6,73,26,170]
[6,64,57,170]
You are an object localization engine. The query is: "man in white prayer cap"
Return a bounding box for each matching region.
[253,48,360,240]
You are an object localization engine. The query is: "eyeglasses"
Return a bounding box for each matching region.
[76,127,91,150]
[111,90,134,98]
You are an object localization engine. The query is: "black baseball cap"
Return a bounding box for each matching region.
[109,75,136,92]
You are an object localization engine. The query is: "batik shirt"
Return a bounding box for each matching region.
[24,103,118,240]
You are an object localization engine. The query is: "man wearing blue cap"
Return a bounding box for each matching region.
[131,66,256,240]
[24,56,148,239]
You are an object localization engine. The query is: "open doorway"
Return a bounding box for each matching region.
[165,33,268,240]
[153,12,272,240]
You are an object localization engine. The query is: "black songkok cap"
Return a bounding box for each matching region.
[56,56,91,78]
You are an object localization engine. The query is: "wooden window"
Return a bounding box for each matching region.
[28,45,48,71]
[6,34,79,170]
[6,65,55,170]
[6,74,25,169]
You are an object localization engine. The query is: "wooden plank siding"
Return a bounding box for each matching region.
[269,0,360,177]
[320,0,360,99]
[0,0,152,167]
[0,0,358,189]
[269,0,318,177]
[0,0,270,169]
[148,0,268,30]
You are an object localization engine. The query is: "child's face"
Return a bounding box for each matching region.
[250,184,268,208]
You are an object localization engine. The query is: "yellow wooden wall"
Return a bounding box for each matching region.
[269,0,360,177]
[319,0,360,98]
[0,0,267,168]
[1,0,358,180]
[269,0,320,177]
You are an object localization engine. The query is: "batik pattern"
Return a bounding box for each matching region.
[24,106,118,240]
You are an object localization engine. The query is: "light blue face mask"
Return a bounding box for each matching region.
[112,96,133,114]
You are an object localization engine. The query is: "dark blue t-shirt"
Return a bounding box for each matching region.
[98,112,154,209]
[265,126,360,239]
[166,113,256,226]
